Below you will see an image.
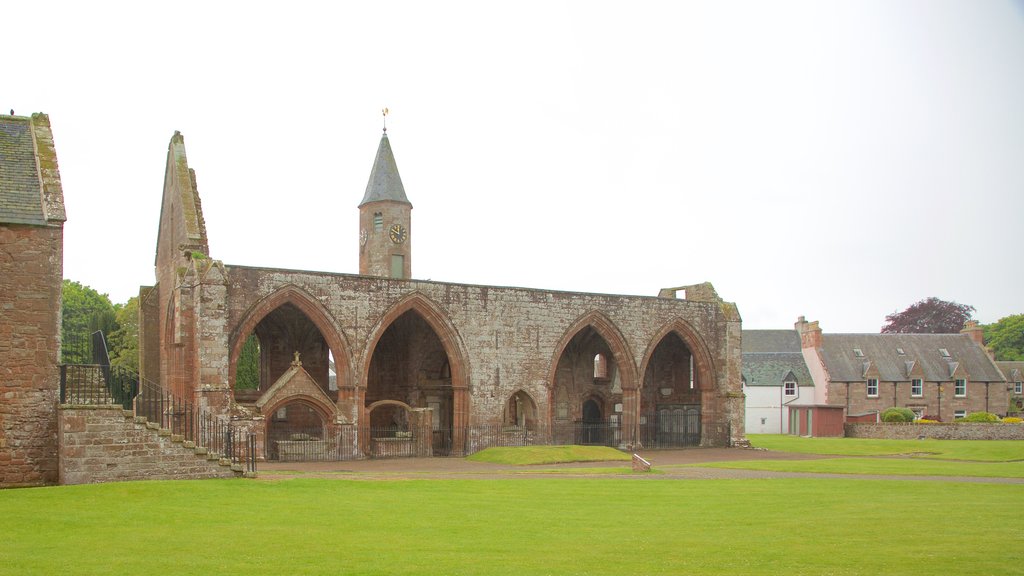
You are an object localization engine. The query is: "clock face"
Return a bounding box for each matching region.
[389,223,408,244]
[359,229,368,246]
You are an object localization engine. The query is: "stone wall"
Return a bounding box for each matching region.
[845,422,1024,440]
[58,406,242,485]
[0,223,63,487]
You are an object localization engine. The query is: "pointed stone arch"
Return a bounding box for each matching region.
[637,318,720,448]
[547,311,638,447]
[360,292,470,391]
[547,310,639,392]
[228,285,352,393]
[360,292,471,455]
[638,318,717,394]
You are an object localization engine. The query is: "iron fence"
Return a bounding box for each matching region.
[262,419,729,462]
[59,332,257,474]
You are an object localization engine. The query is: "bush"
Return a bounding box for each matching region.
[915,419,939,424]
[960,411,999,423]
[1001,417,1022,424]
[881,407,915,423]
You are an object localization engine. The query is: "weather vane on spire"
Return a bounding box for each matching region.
[382,107,389,133]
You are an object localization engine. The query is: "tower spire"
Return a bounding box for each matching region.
[382,107,389,134]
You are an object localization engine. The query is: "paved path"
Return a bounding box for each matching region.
[256,447,1024,484]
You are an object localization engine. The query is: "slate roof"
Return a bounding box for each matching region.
[359,132,410,207]
[742,330,813,387]
[0,115,45,225]
[820,333,1005,383]
[996,361,1024,383]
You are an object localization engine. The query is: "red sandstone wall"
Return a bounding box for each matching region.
[0,223,63,487]
[58,406,240,485]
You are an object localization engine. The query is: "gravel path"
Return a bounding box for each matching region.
[256,447,1024,484]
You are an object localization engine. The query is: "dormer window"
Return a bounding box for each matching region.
[784,381,796,396]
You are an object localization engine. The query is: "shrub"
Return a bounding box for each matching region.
[1001,417,1022,424]
[881,407,915,423]
[961,411,999,423]
[915,419,939,424]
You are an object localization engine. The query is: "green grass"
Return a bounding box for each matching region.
[748,434,1024,461]
[1,478,1020,575]
[695,458,1024,478]
[466,444,631,465]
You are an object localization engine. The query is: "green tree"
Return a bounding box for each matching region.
[61,280,117,364]
[983,314,1024,361]
[881,297,975,334]
[236,334,261,390]
[108,296,139,373]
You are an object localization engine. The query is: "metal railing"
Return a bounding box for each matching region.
[59,332,257,475]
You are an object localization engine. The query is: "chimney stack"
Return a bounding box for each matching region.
[795,316,822,349]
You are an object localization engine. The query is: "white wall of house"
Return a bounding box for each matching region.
[743,384,816,434]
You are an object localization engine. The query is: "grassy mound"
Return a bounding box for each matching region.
[467,445,631,465]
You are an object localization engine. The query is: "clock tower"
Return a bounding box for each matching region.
[359,129,412,279]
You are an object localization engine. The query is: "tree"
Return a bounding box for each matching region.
[61,280,117,363]
[235,334,261,390]
[983,314,1024,361]
[108,296,139,373]
[881,297,975,334]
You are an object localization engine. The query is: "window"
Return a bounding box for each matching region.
[939,348,950,358]
[954,409,967,420]
[896,348,905,355]
[954,378,967,397]
[867,378,878,397]
[853,348,864,358]
[1016,381,1022,395]
[593,354,608,379]
[390,254,404,278]
[784,381,796,397]
[911,378,923,397]
[373,212,383,232]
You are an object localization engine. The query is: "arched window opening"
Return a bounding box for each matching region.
[594,353,608,380]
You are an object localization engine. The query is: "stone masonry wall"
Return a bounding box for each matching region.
[0,223,63,487]
[212,268,744,446]
[58,406,241,485]
[845,422,1024,440]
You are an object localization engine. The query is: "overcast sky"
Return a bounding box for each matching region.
[6,1,1023,332]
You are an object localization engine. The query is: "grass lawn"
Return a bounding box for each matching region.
[467,445,631,465]
[748,434,1024,461]
[695,457,1024,478]
[1,478,1021,575]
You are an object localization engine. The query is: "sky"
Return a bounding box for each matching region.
[5,1,1023,333]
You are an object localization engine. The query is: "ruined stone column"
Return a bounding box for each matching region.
[451,387,469,456]
[620,386,640,449]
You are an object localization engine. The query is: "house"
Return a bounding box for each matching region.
[995,361,1024,415]
[796,318,1009,421]
[741,330,816,434]
[0,112,66,487]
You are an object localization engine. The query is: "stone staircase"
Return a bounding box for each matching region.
[58,405,253,484]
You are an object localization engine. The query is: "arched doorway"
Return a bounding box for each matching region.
[640,330,706,447]
[366,309,454,454]
[551,324,624,447]
[578,397,606,445]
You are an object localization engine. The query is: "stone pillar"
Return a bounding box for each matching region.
[410,408,434,457]
[620,386,640,449]
[451,387,469,456]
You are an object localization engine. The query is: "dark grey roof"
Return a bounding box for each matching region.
[0,115,45,225]
[743,352,813,387]
[358,133,410,207]
[742,330,811,387]
[821,333,1005,383]
[996,361,1024,382]
[743,330,801,354]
